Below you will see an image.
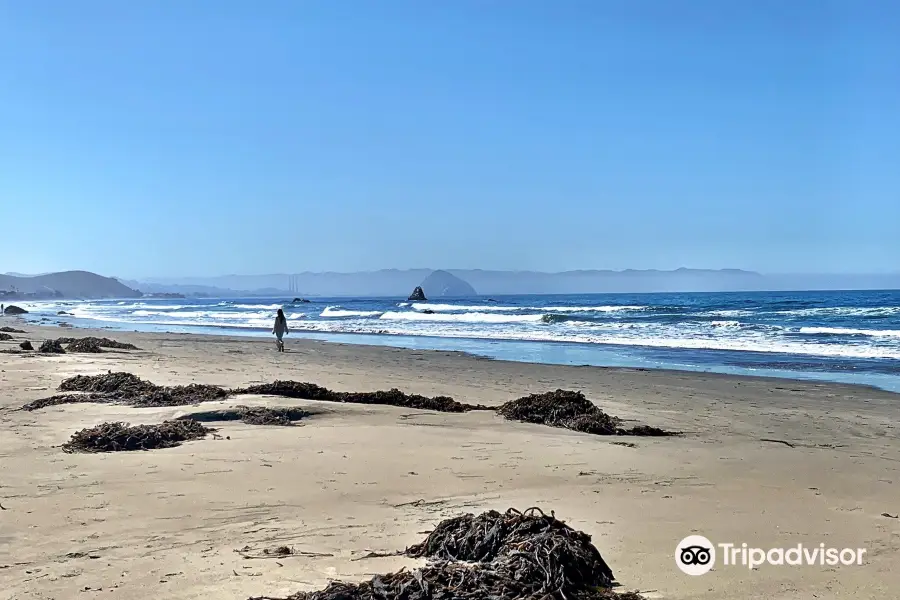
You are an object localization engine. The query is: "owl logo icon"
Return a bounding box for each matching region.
[676,535,715,575]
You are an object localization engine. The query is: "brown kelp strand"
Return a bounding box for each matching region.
[176,406,312,426]
[57,372,228,407]
[22,393,115,412]
[59,372,157,395]
[56,336,140,351]
[62,419,213,453]
[38,339,66,354]
[234,380,491,412]
[30,337,141,354]
[250,508,645,600]
[498,390,678,437]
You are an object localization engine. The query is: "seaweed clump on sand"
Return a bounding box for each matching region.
[0,326,27,333]
[498,390,676,437]
[0,332,13,341]
[60,372,157,395]
[66,337,103,353]
[27,372,229,410]
[22,393,113,412]
[176,406,311,426]
[38,339,66,354]
[128,383,229,407]
[234,381,489,413]
[62,419,213,453]
[56,336,140,351]
[250,507,645,600]
[58,372,228,406]
[20,340,34,350]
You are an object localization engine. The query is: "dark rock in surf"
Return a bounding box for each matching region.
[57,311,73,316]
[408,286,427,301]
[3,305,27,315]
[292,298,310,303]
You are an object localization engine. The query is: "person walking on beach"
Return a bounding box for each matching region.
[272,308,289,352]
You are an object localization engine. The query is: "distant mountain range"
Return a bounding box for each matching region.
[3,269,899,300]
[131,269,900,297]
[0,271,140,299]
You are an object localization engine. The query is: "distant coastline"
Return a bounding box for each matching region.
[5,268,900,300]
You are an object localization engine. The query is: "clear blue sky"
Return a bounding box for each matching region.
[1,1,898,278]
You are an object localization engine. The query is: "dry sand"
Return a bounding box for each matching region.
[1,323,898,600]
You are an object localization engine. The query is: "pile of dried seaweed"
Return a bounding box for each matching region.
[24,372,230,411]
[0,332,13,341]
[62,419,213,453]
[0,326,26,333]
[60,372,157,395]
[235,381,490,413]
[176,406,311,426]
[38,339,66,353]
[66,338,103,353]
[56,336,140,351]
[22,393,114,411]
[20,340,33,350]
[128,383,230,407]
[498,390,676,437]
[251,508,645,600]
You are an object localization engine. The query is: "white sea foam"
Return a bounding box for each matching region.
[263,321,900,360]
[410,303,645,313]
[543,305,646,313]
[798,326,900,338]
[709,320,742,328]
[232,303,283,310]
[320,306,383,318]
[381,311,545,324]
[705,309,756,317]
[411,303,524,312]
[777,306,900,317]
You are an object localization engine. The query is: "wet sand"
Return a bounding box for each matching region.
[1,323,898,599]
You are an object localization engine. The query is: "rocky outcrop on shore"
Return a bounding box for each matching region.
[3,305,28,315]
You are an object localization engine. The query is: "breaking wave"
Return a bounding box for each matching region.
[321,306,384,318]
[381,311,545,324]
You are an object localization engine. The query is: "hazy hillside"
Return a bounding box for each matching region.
[0,271,141,299]
[136,268,776,296]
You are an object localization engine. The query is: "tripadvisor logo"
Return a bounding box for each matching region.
[676,535,866,575]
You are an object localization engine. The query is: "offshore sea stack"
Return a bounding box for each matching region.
[419,269,477,297]
[408,286,427,301]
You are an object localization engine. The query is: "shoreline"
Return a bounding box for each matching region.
[10,315,900,394]
[1,324,898,599]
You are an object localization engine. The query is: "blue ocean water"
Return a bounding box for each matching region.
[17,290,900,392]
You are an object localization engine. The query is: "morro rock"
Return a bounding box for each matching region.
[419,270,477,298]
[408,286,427,301]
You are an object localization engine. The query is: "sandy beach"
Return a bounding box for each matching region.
[1,323,898,600]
